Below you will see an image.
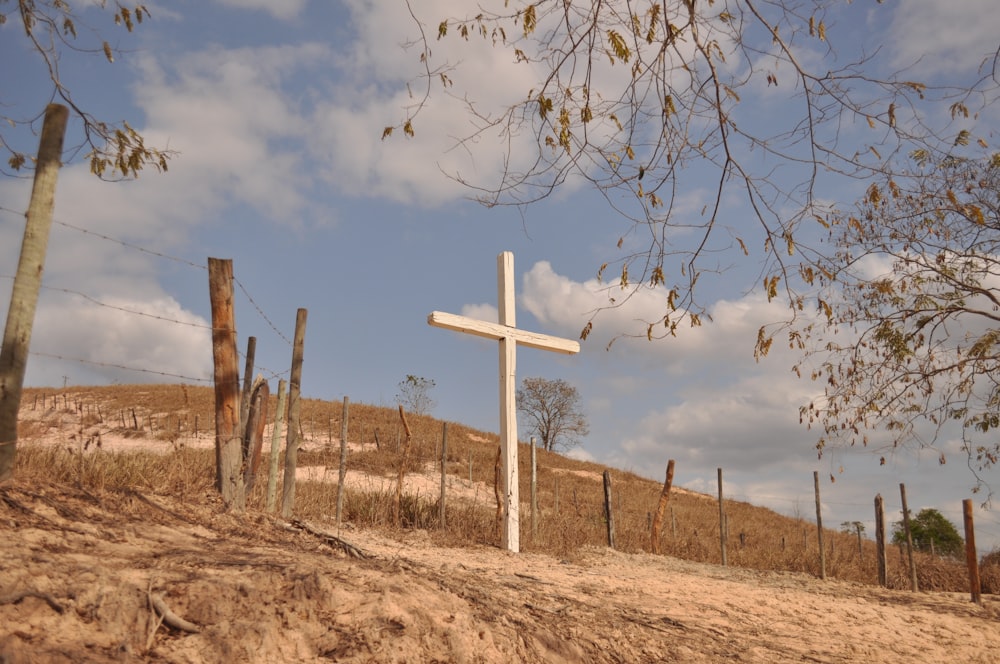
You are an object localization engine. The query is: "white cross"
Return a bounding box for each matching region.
[428,251,580,553]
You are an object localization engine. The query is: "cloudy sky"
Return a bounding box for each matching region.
[2,0,999,548]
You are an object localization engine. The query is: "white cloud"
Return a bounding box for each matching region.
[887,0,998,77]
[460,303,499,323]
[213,0,306,21]
[28,292,212,386]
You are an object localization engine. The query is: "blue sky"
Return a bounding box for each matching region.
[3,0,1000,549]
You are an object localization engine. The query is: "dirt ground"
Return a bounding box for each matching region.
[1,481,999,663]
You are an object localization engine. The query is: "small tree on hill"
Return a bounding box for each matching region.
[892,508,963,557]
[516,377,589,452]
[396,375,436,416]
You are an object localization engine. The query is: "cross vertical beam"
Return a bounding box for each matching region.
[428,251,580,553]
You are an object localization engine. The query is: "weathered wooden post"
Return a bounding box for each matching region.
[718,468,727,566]
[208,257,244,511]
[900,483,918,592]
[439,422,449,529]
[238,336,256,436]
[962,499,982,605]
[530,437,538,539]
[428,251,580,553]
[0,104,69,482]
[280,308,307,518]
[335,396,349,526]
[650,459,675,554]
[265,379,288,513]
[874,494,887,587]
[603,470,615,549]
[815,471,826,580]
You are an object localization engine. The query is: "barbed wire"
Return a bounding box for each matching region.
[2,204,294,341]
[30,351,213,383]
[233,276,292,346]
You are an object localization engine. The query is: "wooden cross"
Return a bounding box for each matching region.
[428,251,580,553]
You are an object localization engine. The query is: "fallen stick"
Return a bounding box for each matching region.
[282,519,370,559]
[150,594,200,634]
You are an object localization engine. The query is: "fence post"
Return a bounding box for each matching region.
[530,437,538,539]
[603,470,615,549]
[899,483,919,592]
[336,396,349,526]
[963,499,982,605]
[238,336,256,438]
[814,471,827,580]
[265,379,287,513]
[208,258,244,511]
[650,459,675,554]
[439,422,448,529]
[718,468,727,566]
[280,308,307,518]
[0,104,69,482]
[874,493,887,586]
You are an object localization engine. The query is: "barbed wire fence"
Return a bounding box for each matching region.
[0,203,291,385]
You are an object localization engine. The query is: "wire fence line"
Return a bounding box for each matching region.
[1,204,292,382]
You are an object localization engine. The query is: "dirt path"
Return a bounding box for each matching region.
[1,482,997,663]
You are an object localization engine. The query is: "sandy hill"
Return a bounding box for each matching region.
[1,385,998,662]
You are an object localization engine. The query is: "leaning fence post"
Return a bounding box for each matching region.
[650,459,675,554]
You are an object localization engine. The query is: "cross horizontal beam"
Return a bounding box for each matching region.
[427,311,580,355]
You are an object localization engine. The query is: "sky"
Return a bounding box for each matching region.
[2,0,1000,549]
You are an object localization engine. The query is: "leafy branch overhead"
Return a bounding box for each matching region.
[391,1,997,342]
[798,155,1000,491]
[1,0,172,179]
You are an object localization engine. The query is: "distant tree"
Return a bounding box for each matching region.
[516,377,589,452]
[2,1,171,178]
[892,508,963,557]
[396,375,436,416]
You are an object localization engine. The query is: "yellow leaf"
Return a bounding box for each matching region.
[403,120,414,137]
[103,41,114,63]
[522,5,536,37]
[381,126,393,140]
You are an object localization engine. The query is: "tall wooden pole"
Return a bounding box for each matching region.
[0,104,69,482]
[280,308,307,518]
[963,499,982,605]
[208,258,244,511]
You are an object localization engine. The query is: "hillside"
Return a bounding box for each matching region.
[2,385,999,662]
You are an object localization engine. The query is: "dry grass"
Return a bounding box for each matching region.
[12,384,995,594]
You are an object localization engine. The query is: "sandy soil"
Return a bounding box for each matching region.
[1,480,999,664]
